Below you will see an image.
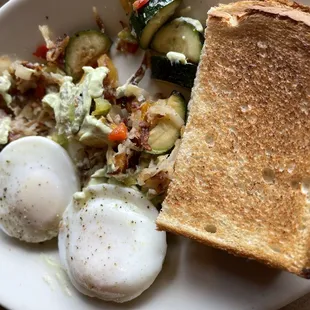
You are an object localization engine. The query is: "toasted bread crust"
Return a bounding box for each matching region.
[157,0,310,278]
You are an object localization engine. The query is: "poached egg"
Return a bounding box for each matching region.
[0,136,79,242]
[58,183,167,303]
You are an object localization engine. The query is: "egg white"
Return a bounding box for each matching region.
[58,184,167,303]
[0,136,80,242]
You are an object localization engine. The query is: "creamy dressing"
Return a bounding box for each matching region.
[174,17,204,33]
[166,51,187,64]
[116,84,148,102]
[43,66,109,136]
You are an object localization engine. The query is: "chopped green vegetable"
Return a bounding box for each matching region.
[130,0,182,49]
[77,115,112,147]
[92,98,111,117]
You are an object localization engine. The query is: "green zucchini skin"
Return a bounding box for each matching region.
[130,0,182,49]
[147,91,186,154]
[151,55,198,89]
[151,18,204,63]
[65,30,112,81]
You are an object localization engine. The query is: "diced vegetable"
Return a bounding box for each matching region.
[65,30,112,81]
[132,0,149,11]
[151,17,204,63]
[130,0,182,49]
[151,55,197,88]
[167,91,186,119]
[108,122,128,142]
[117,28,139,54]
[78,115,112,147]
[97,54,119,87]
[34,84,46,99]
[33,44,48,59]
[147,91,186,154]
[92,98,111,117]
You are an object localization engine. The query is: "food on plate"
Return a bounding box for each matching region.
[151,17,204,64]
[157,0,310,278]
[151,55,197,89]
[116,25,139,54]
[147,91,186,154]
[58,183,167,303]
[0,136,79,242]
[120,0,204,87]
[130,0,182,49]
[0,5,185,299]
[0,17,185,206]
[65,30,112,81]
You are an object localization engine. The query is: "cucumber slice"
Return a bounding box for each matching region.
[151,17,204,63]
[148,119,180,155]
[151,55,197,88]
[65,30,112,81]
[148,91,186,154]
[130,0,182,49]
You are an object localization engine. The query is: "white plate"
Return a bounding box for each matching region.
[0,0,310,309]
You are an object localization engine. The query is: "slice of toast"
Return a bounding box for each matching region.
[157,0,310,278]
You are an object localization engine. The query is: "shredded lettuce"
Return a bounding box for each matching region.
[77,115,112,147]
[43,66,109,136]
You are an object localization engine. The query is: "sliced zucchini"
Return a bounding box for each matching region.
[130,0,182,49]
[167,91,186,119]
[151,55,197,88]
[151,17,204,63]
[148,119,180,155]
[65,30,112,81]
[148,91,186,154]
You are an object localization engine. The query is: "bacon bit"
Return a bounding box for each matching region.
[144,171,170,194]
[139,122,151,151]
[108,122,128,142]
[114,153,128,173]
[93,7,106,33]
[46,35,69,63]
[21,61,43,71]
[133,0,149,11]
[126,43,139,54]
[33,45,48,59]
[117,41,139,54]
[34,83,46,100]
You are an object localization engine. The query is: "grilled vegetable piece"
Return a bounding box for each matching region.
[65,30,112,81]
[148,91,186,154]
[130,0,182,49]
[151,55,198,88]
[151,17,204,63]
